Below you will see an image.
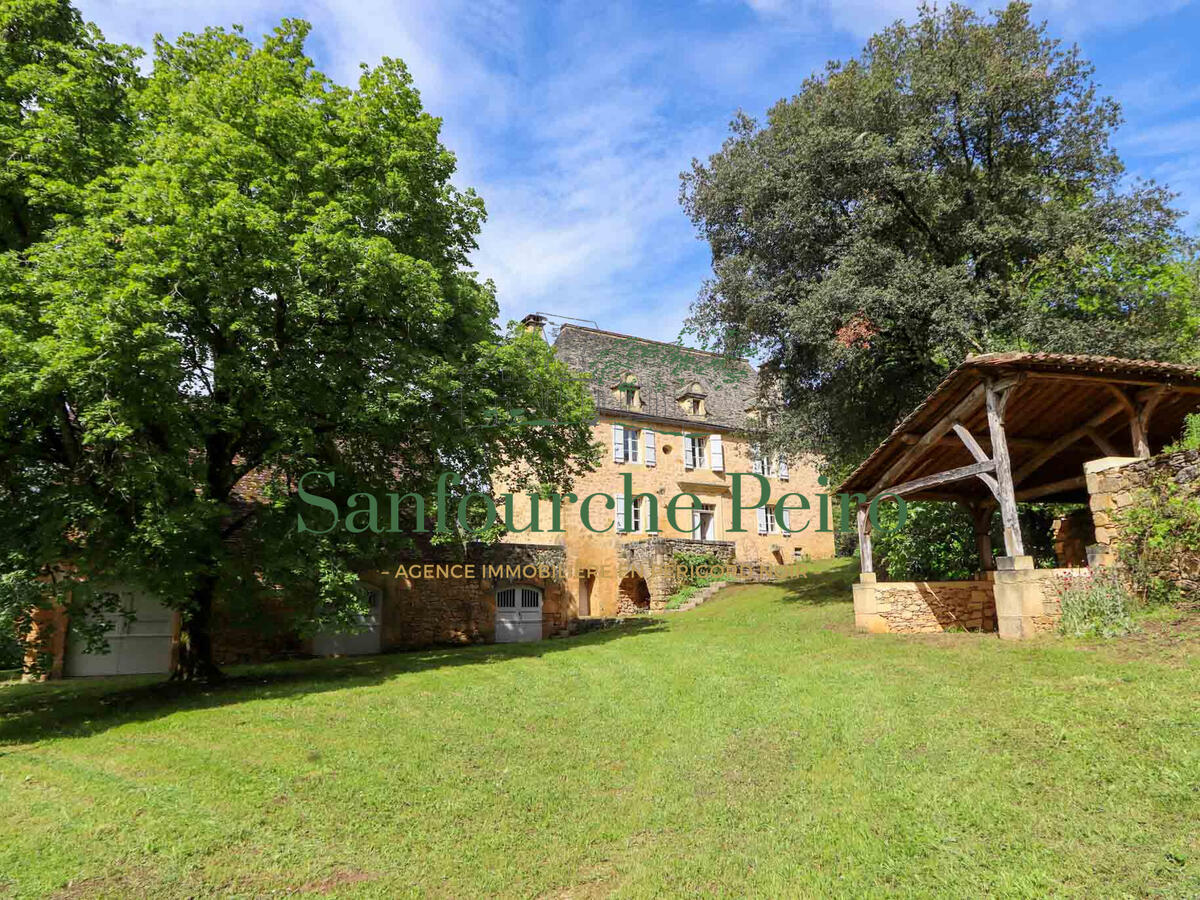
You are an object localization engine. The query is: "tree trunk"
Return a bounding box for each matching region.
[172,573,223,682]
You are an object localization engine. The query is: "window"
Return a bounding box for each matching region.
[630,498,642,533]
[690,398,701,415]
[685,435,706,469]
[623,387,637,407]
[692,503,716,541]
[752,450,772,476]
[623,427,640,463]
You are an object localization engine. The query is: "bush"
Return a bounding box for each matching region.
[1057,569,1134,638]
[873,502,977,581]
[1164,412,1200,453]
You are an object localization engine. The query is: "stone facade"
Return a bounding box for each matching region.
[499,416,835,616]
[366,542,569,646]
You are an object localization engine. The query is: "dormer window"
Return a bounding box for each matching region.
[611,374,642,411]
[676,381,708,418]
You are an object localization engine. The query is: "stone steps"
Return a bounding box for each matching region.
[667,581,731,612]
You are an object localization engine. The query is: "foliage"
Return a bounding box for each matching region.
[874,500,1068,579]
[1115,476,1200,607]
[1056,569,1134,638]
[0,13,597,679]
[664,551,727,609]
[0,0,142,253]
[1164,412,1200,453]
[873,502,977,581]
[681,1,1196,471]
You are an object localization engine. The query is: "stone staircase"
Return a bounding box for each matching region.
[665,580,731,612]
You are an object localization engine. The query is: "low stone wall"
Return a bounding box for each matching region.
[852,577,996,634]
[853,559,1085,638]
[372,542,568,648]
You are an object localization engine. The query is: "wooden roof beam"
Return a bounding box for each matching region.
[867,384,986,497]
[1012,399,1126,485]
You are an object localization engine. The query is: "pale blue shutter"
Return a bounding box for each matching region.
[613,424,624,463]
[756,506,768,535]
[616,494,626,532]
[644,430,656,467]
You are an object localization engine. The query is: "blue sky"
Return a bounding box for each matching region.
[78,0,1200,344]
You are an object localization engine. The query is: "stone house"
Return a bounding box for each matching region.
[495,316,835,618]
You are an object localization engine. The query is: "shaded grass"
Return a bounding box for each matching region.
[1,558,1197,898]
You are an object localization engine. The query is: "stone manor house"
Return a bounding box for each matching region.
[35,315,832,677]
[496,315,833,620]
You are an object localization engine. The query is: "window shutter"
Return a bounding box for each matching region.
[644,430,656,467]
[710,434,724,471]
[616,494,626,532]
[684,437,696,469]
[613,424,624,463]
[782,506,791,532]
[778,457,789,481]
[756,506,768,534]
[752,454,763,475]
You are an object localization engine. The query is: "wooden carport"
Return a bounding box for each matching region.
[839,353,1200,574]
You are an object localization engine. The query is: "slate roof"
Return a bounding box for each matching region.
[551,324,759,431]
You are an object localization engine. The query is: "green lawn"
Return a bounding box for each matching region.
[2,559,1197,898]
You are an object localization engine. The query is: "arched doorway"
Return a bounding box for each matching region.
[617,573,651,615]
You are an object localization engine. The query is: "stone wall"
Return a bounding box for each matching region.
[1087,451,1200,587]
[1052,509,1095,567]
[619,537,736,612]
[853,559,1085,638]
[368,542,568,648]
[852,576,996,634]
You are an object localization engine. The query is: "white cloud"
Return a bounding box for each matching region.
[737,0,1194,38]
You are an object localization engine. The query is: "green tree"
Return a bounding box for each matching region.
[682,1,1196,472]
[0,0,141,252]
[0,18,597,680]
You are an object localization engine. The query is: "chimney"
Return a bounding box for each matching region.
[521,312,548,338]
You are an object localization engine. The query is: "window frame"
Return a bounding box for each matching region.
[623,427,640,463]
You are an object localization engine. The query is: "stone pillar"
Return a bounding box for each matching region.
[852,572,887,633]
[23,603,69,681]
[993,555,1041,640]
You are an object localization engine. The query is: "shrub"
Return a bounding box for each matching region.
[1056,569,1134,638]
[873,502,977,581]
[1164,412,1200,453]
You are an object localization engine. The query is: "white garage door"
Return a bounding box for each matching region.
[313,588,383,657]
[495,586,542,642]
[65,589,174,677]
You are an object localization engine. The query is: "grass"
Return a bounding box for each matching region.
[1,558,1197,898]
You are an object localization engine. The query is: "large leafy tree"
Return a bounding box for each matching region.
[0,15,597,679]
[682,1,1197,473]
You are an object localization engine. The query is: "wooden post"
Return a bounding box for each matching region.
[985,380,1025,558]
[971,503,995,571]
[856,504,873,575]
